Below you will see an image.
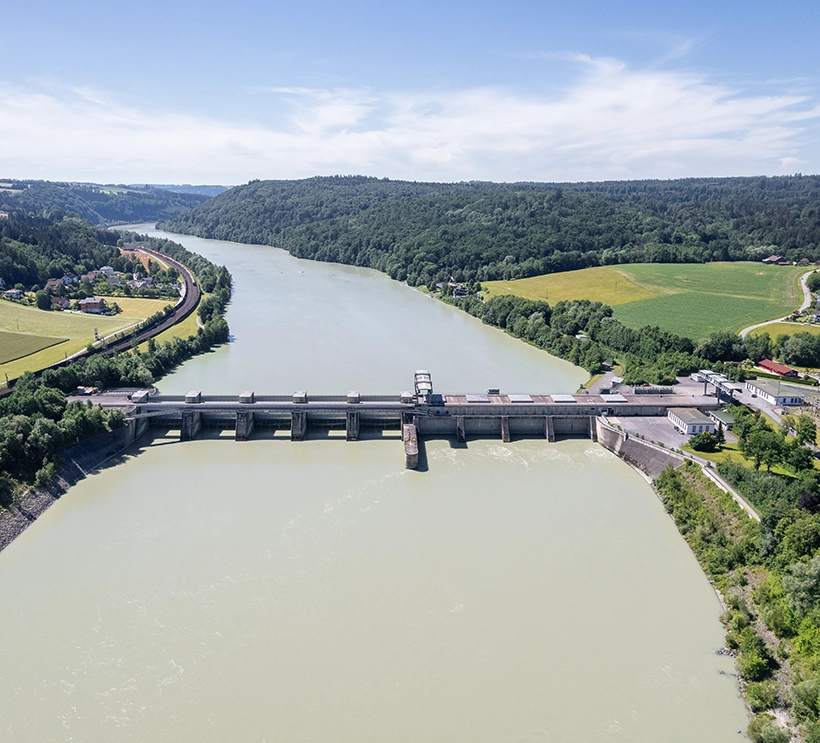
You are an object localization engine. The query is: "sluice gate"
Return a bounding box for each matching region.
[88,371,721,470]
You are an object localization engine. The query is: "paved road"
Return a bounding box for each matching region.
[739,269,815,338]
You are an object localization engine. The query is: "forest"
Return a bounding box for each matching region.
[0,181,208,225]
[158,174,820,287]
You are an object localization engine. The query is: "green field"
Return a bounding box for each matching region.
[749,322,820,338]
[0,330,67,364]
[485,263,808,339]
[0,296,172,380]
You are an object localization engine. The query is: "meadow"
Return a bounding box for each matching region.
[0,296,172,380]
[0,330,66,365]
[484,263,808,339]
[749,322,820,338]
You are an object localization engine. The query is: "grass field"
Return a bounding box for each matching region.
[0,330,67,364]
[0,296,173,380]
[749,322,820,338]
[138,308,200,351]
[483,266,657,306]
[484,263,808,339]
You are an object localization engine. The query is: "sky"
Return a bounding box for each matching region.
[2,0,820,185]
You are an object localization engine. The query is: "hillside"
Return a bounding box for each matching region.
[0,180,210,225]
[157,174,820,287]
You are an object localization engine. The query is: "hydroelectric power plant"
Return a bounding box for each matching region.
[88,371,723,471]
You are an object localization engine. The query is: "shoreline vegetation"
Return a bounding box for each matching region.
[0,223,233,543]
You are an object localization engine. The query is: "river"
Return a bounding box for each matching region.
[0,227,748,741]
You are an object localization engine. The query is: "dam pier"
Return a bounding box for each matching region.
[86,371,725,471]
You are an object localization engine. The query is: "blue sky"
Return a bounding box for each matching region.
[2,0,819,184]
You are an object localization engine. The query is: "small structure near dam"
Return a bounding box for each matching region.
[84,371,722,470]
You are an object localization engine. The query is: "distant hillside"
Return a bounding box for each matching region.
[143,184,228,198]
[157,174,820,287]
[0,180,210,226]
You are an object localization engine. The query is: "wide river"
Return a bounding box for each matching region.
[0,227,748,741]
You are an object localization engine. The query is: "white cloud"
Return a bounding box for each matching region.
[0,57,818,184]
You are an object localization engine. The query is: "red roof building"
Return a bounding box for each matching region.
[759,359,799,377]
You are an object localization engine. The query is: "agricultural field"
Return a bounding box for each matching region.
[0,296,172,380]
[484,262,808,339]
[749,322,820,338]
[0,330,66,365]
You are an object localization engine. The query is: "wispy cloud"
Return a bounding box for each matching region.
[0,57,817,183]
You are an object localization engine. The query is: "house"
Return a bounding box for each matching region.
[799,258,811,266]
[709,410,735,431]
[762,255,783,264]
[104,274,122,286]
[745,379,804,406]
[61,273,78,285]
[81,271,100,282]
[3,288,24,300]
[668,408,717,435]
[78,297,107,314]
[99,266,115,276]
[46,278,62,290]
[759,359,799,377]
[50,296,69,309]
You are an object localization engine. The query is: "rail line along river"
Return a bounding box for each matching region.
[0,227,748,741]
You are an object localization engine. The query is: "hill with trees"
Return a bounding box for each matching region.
[158,174,820,287]
[0,180,210,226]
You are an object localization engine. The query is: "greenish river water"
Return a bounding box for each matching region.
[0,227,748,741]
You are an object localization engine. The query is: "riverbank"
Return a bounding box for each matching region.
[0,422,143,552]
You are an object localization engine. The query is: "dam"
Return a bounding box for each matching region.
[88,371,722,469]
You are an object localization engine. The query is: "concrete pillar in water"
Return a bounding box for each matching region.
[181,410,201,441]
[346,411,360,441]
[545,416,555,442]
[236,410,255,441]
[501,416,510,443]
[588,416,598,442]
[291,411,307,441]
[456,415,466,442]
[134,411,150,440]
[403,423,419,469]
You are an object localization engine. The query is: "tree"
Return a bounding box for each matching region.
[743,430,784,470]
[35,290,50,311]
[796,415,818,446]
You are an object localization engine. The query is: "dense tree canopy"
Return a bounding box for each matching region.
[0,181,209,226]
[159,174,820,286]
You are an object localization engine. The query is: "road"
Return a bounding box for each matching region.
[739,269,815,338]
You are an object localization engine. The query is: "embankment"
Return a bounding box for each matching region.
[595,417,685,479]
[0,420,146,552]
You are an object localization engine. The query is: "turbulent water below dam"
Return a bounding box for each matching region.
[0,227,748,741]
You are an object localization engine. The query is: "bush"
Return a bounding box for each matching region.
[34,461,55,486]
[794,678,820,722]
[746,680,779,711]
[748,713,791,743]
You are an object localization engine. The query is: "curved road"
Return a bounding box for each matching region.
[739,269,815,338]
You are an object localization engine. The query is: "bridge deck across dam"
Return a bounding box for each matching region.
[83,379,724,469]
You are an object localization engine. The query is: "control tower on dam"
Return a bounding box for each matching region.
[87,371,724,469]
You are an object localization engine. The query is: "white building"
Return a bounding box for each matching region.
[744,380,804,406]
[668,408,717,435]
